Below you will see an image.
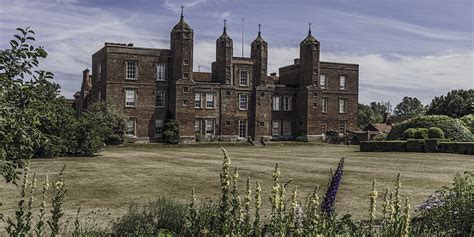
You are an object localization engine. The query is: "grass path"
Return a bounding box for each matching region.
[1,143,471,226]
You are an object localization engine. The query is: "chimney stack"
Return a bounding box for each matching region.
[82,68,91,91]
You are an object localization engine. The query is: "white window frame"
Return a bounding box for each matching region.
[156,63,166,81]
[125,117,137,136]
[125,89,136,107]
[272,96,281,111]
[195,119,202,135]
[239,120,248,138]
[155,119,164,136]
[283,96,292,111]
[322,97,328,113]
[126,61,137,80]
[339,98,347,113]
[272,121,281,136]
[156,91,165,108]
[195,93,201,109]
[320,74,326,89]
[206,93,215,108]
[239,94,248,110]
[339,75,346,90]
[239,70,248,86]
[205,119,215,135]
[282,121,291,136]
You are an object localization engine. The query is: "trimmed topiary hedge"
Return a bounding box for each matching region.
[428,127,444,139]
[414,128,429,139]
[425,139,450,152]
[407,139,425,152]
[388,115,473,142]
[401,128,417,140]
[360,141,407,152]
[439,142,474,155]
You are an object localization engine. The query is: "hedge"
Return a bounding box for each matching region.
[388,115,473,142]
[361,140,474,155]
[360,141,407,152]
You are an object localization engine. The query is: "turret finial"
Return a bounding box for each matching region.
[180,5,184,19]
[258,23,261,37]
[308,22,312,35]
[223,19,227,33]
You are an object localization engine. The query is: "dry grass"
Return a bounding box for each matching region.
[1,143,472,225]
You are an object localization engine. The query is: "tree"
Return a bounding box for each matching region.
[393,96,426,117]
[358,104,383,129]
[82,101,126,145]
[426,89,473,118]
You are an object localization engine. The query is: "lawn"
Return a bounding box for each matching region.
[1,143,472,227]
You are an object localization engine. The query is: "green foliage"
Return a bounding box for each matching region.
[360,141,407,152]
[460,114,474,133]
[406,139,425,152]
[387,115,473,142]
[428,127,444,139]
[112,197,188,235]
[401,128,417,140]
[82,101,126,145]
[414,128,429,139]
[358,103,384,129]
[162,120,180,144]
[439,142,474,155]
[426,89,474,118]
[372,132,387,141]
[394,96,426,117]
[413,170,473,236]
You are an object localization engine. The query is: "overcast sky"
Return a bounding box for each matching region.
[0,0,472,104]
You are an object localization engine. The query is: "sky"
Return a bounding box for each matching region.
[0,0,472,105]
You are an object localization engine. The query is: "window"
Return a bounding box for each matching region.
[125,117,136,136]
[283,121,291,136]
[155,120,164,136]
[272,96,281,111]
[126,61,137,80]
[239,94,248,110]
[183,72,189,79]
[156,64,166,81]
[322,98,328,113]
[261,68,266,75]
[339,75,346,90]
[194,119,202,134]
[338,120,347,133]
[320,74,327,89]
[239,120,247,138]
[206,93,215,108]
[272,121,281,136]
[183,86,189,93]
[226,90,231,96]
[156,91,165,107]
[339,98,347,113]
[195,93,201,108]
[225,121,231,126]
[97,63,101,81]
[258,121,265,127]
[260,92,265,97]
[183,59,189,65]
[321,121,328,134]
[125,89,136,107]
[226,65,231,72]
[182,99,188,106]
[283,96,292,111]
[205,119,215,135]
[240,70,248,86]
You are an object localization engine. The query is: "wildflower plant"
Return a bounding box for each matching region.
[218,147,232,234]
[322,157,345,217]
[368,179,377,233]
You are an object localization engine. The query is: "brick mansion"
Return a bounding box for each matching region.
[74,11,359,142]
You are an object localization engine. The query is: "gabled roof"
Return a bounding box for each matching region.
[364,123,392,133]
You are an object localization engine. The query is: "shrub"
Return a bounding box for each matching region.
[388,115,473,141]
[401,128,417,140]
[406,139,425,152]
[414,128,429,139]
[82,101,126,145]
[414,170,473,236]
[162,120,180,144]
[372,133,387,141]
[360,141,407,152]
[427,127,444,139]
[460,114,474,133]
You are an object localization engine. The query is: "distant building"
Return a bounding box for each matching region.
[75,11,359,142]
